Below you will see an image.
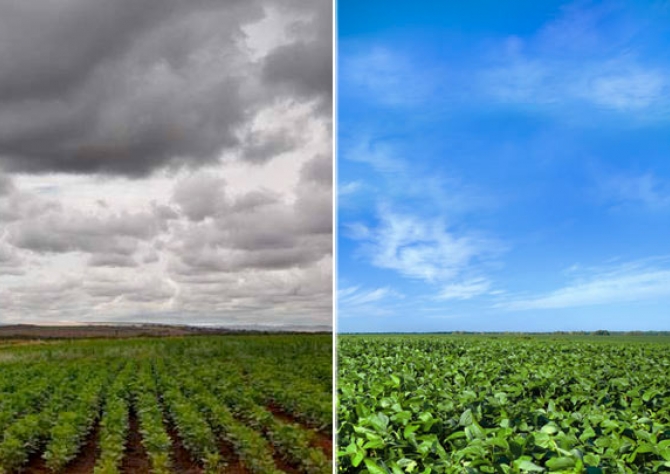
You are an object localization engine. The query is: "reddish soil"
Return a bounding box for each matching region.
[218,439,250,474]
[165,422,202,474]
[121,410,151,474]
[23,423,100,474]
[22,449,49,474]
[268,443,302,474]
[165,423,251,473]
[65,423,100,474]
[266,402,333,459]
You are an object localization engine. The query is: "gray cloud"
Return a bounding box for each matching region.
[0,0,332,327]
[0,0,331,177]
[262,0,332,105]
[172,173,227,222]
[300,154,332,187]
[5,200,163,255]
[88,253,139,268]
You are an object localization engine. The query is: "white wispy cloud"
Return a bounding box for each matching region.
[340,134,503,304]
[498,258,670,311]
[598,171,670,210]
[350,208,499,284]
[438,278,492,301]
[339,286,394,307]
[339,181,362,196]
[341,46,438,107]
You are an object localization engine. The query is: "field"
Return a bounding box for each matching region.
[338,335,670,473]
[0,334,332,474]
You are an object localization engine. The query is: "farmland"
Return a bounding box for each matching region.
[0,334,332,474]
[338,335,670,473]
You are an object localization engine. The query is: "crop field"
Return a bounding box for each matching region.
[0,334,332,474]
[338,335,670,473]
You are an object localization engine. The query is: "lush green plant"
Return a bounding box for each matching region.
[93,363,133,474]
[133,361,172,474]
[338,335,670,474]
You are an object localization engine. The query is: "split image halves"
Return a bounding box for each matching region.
[0,1,332,473]
[337,1,670,473]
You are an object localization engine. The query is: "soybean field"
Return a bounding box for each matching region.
[0,334,332,474]
[338,335,670,473]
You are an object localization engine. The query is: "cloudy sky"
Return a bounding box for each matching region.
[338,0,670,332]
[0,0,332,327]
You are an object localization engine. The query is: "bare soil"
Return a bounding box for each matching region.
[266,402,333,459]
[121,409,151,474]
[218,439,250,474]
[165,422,202,474]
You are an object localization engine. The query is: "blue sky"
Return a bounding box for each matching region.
[337,0,670,332]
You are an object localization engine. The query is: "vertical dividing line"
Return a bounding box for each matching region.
[331,0,338,472]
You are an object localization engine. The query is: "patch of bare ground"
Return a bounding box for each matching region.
[266,402,333,459]
[165,422,202,474]
[218,439,249,474]
[23,422,100,474]
[121,409,151,474]
[64,422,100,474]
[268,443,302,474]
[22,449,49,474]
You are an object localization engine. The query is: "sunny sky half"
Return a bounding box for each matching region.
[338,0,670,332]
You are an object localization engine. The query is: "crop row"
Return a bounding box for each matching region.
[0,335,331,474]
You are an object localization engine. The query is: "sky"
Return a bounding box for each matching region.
[0,0,332,327]
[338,0,670,332]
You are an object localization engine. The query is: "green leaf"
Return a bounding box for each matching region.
[546,456,575,470]
[515,460,545,472]
[459,409,473,427]
[364,458,388,474]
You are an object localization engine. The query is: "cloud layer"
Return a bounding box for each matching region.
[0,0,332,326]
[0,0,331,176]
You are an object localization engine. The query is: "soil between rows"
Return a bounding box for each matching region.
[23,422,100,474]
[121,409,151,474]
[266,402,333,459]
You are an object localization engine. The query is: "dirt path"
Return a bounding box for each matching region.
[266,403,333,459]
[121,409,151,474]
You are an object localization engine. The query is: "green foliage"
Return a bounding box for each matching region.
[93,363,133,474]
[0,335,331,473]
[338,335,670,474]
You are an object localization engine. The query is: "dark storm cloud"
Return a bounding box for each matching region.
[242,130,300,164]
[0,0,331,176]
[262,0,333,104]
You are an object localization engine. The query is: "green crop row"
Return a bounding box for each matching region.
[0,334,332,474]
[191,358,333,474]
[94,362,133,474]
[134,361,172,474]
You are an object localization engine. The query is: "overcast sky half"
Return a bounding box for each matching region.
[0,0,332,327]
